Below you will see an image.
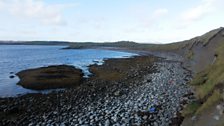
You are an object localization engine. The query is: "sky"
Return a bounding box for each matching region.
[0,0,223,43]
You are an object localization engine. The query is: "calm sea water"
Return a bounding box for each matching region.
[0,45,137,97]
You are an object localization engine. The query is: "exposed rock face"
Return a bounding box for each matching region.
[179,27,224,73]
[16,65,83,90]
[177,27,224,126]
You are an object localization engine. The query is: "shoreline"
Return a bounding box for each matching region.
[96,47,153,56]
[63,46,154,56]
[0,52,194,125]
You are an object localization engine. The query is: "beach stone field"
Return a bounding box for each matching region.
[0,56,194,126]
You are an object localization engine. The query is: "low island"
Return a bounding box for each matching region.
[16,65,84,90]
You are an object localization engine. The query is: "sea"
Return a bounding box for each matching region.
[0,45,137,97]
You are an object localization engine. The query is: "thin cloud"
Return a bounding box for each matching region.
[152,8,168,19]
[181,0,217,23]
[0,0,75,26]
[134,8,169,28]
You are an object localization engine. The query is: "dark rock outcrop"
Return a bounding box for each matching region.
[16,65,83,90]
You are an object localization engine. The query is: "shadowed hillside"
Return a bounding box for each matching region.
[175,27,224,72]
[176,27,224,126]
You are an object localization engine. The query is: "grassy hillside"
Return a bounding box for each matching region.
[190,43,224,114]
[66,40,189,52]
[180,27,224,117]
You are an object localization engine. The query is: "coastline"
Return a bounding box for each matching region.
[63,46,154,56]
[0,27,223,125]
[0,52,193,125]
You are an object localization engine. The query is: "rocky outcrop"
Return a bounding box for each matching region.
[179,27,224,73]
[16,65,83,90]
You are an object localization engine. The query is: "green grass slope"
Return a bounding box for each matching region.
[180,27,224,117]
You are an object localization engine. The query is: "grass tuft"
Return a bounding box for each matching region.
[196,90,223,114]
[182,101,201,117]
[186,50,194,60]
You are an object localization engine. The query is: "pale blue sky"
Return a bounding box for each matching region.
[0,0,223,43]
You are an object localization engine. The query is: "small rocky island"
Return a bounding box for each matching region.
[16,65,83,90]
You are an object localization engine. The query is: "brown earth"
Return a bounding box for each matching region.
[89,56,157,81]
